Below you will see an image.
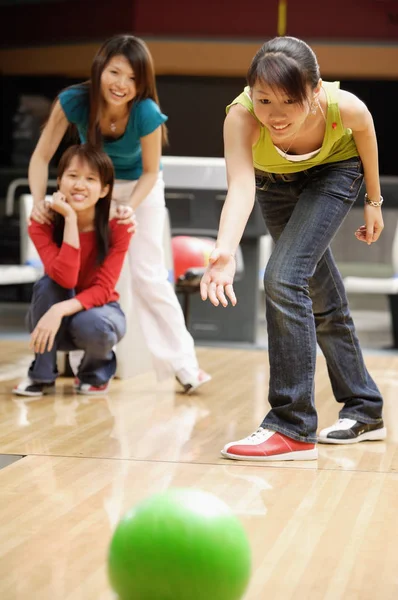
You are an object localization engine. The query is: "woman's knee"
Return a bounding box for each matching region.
[29,276,72,324]
[91,325,119,354]
[33,275,69,299]
[70,310,126,353]
[263,257,308,300]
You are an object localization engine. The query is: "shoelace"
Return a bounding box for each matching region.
[337,418,356,426]
[249,427,274,442]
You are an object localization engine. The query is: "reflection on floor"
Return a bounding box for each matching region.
[0,341,398,599]
[1,335,398,599]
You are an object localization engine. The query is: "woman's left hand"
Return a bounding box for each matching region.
[111,204,137,234]
[30,306,63,354]
[355,206,384,245]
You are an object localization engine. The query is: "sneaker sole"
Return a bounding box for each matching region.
[12,386,55,398]
[220,448,318,461]
[318,427,387,445]
[176,375,212,395]
[76,388,109,396]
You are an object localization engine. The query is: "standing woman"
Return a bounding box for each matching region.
[201,37,386,460]
[29,34,210,392]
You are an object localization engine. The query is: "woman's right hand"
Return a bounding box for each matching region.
[47,191,75,219]
[200,248,237,307]
[30,200,54,226]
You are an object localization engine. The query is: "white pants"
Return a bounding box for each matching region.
[113,174,198,380]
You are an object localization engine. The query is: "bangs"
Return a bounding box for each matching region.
[57,145,114,192]
[78,149,101,178]
[57,146,98,179]
[102,37,148,94]
[107,46,136,72]
[248,53,309,105]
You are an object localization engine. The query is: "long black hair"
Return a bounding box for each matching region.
[53,144,114,264]
[247,37,320,106]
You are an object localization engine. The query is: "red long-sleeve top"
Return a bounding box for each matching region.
[28,219,132,310]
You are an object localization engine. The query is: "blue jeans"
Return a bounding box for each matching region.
[26,276,126,386]
[255,158,383,443]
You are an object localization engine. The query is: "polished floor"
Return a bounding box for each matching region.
[0,341,398,599]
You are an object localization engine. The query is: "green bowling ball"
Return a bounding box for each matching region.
[108,488,251,600]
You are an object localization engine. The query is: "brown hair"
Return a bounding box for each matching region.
[88,34,168,147]
[54,144,114,263]
[247,37,320,106]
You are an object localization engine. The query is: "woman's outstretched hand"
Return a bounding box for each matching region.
[200,248,237,307]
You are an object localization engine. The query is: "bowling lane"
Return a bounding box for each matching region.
[2,347,398,475]
[0,454,397,600]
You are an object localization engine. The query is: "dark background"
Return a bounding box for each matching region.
[0,74,397,175]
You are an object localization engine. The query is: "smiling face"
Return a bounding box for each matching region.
[100,54,136,108]
[58,155,109,213]
[251,80,320,142]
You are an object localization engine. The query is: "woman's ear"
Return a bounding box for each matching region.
[99,184,110,198]
[313,78,323,101]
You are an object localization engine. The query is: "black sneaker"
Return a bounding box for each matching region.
[318,418,386,444]
[13,378,56,397]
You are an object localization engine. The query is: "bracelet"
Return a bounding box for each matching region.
[364,193,384,207]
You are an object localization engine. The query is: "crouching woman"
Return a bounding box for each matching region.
[14,144,133,397]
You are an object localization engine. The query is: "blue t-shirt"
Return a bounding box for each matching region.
[59,85,168,180]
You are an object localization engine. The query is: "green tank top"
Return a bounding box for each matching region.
[226,81,358,174]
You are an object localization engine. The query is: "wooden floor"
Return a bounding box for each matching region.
[0,341,398,600]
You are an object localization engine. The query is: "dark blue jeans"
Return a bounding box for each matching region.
[26,276,126,386]
[256,158,383,443]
